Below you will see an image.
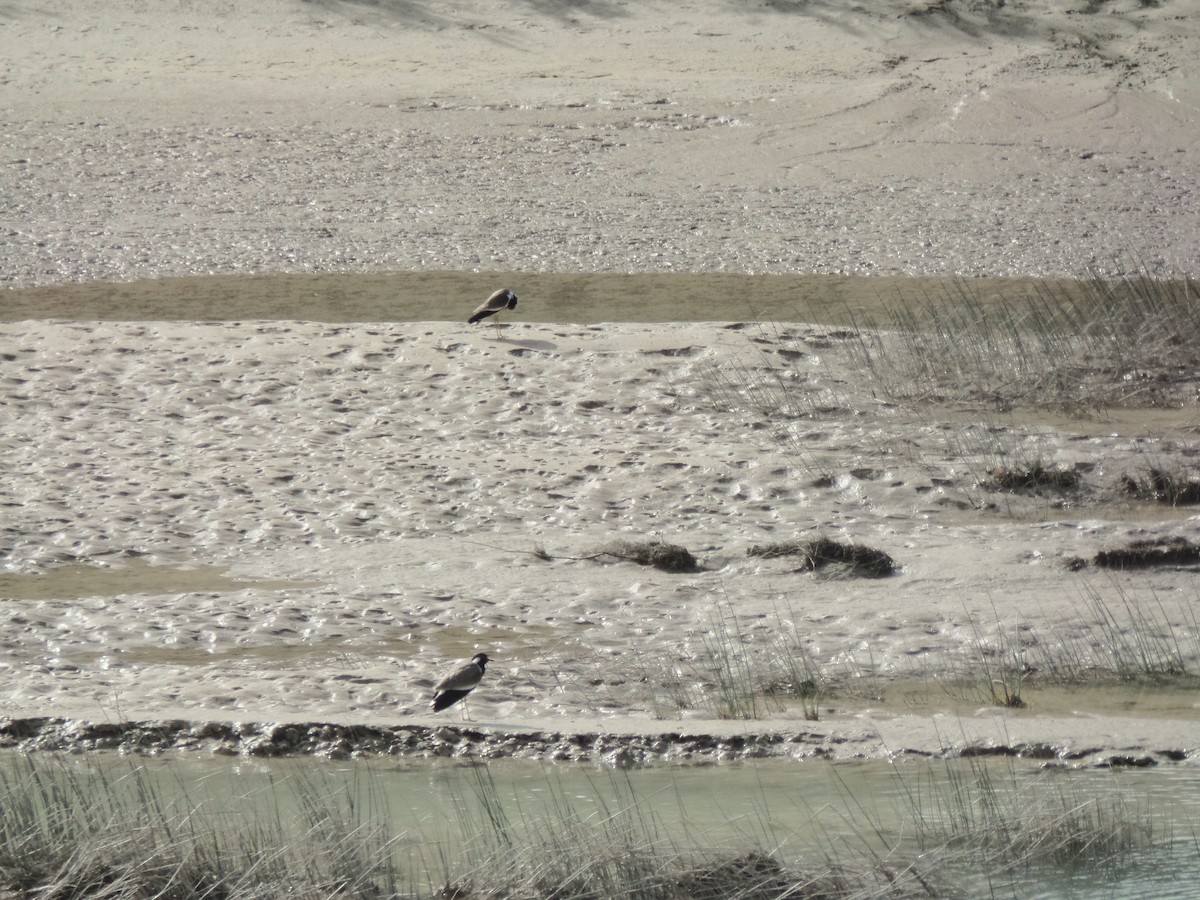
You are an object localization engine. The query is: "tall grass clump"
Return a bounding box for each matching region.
[436,764,937,899]
[844,268,1200,413]
[758,598,837,720]
[0,754,402,899]
[894,755,1161,882]
[698,597,769,719]
[685,596,833,720]
[940,600,1031,708]
[1037,578,1200,683]
[436,765,670,899]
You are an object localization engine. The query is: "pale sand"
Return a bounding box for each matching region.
[4,316,1200,759]
[2,1,1200,760]
[3,0,1199,284]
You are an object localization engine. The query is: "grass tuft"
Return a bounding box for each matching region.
[699,598,766,719]
[600,538,699,572]
[982,461,1081,494]
[747,536,898,578]
[0,754,401,899]
[688,597,832,720]
[1122,466,1200,506]
[903,755,1159,877]
[844,268,1200,413]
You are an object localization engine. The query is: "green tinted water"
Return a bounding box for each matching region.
[2,751,1196,898]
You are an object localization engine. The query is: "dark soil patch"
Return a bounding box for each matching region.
[983,464,1080,493]
[1092,536,1200,570]
[600,539,699,572]
[1122,468,1200,506]
[0,718,1189,769]
[746,537,897,578]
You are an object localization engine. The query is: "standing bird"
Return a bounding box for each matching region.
[431,652,491,716]
[468,288,518,337]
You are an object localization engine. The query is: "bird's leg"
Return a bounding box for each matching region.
[492,316,502,339]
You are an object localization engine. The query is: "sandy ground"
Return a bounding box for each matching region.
[3,0,1200,760]
[3,0,1199,284]
[4,314,1200,760]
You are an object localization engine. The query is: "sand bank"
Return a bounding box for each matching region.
[2,1,1200,761]
[3,313,1200,759]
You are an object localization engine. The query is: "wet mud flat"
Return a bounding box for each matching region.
[4,270,1200,775]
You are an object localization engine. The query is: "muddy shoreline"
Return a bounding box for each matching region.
[0,717,1184,770]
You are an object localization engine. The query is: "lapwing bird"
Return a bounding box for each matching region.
[431,652,490,716]
[468,288,518,337]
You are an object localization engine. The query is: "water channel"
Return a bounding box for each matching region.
[3,750,1197,898]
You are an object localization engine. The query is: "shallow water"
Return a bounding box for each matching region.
[0,558,319,601]
[3,751,1197,898]
[3,270,1103,324]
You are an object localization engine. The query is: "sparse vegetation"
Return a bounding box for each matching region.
[0,750,1188,900]
[0,753,401,899]
[434,762,950,899]
[698,266,1200,513]
[675,576,1200,719]
[932,579,1200,709]
[1058,580,1200,681]
[895,755,1162,877]
[843,268,1200,413]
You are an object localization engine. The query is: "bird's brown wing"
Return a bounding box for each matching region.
[468,304,500,323]
[434,660,482,692]
[468,289,514,323]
